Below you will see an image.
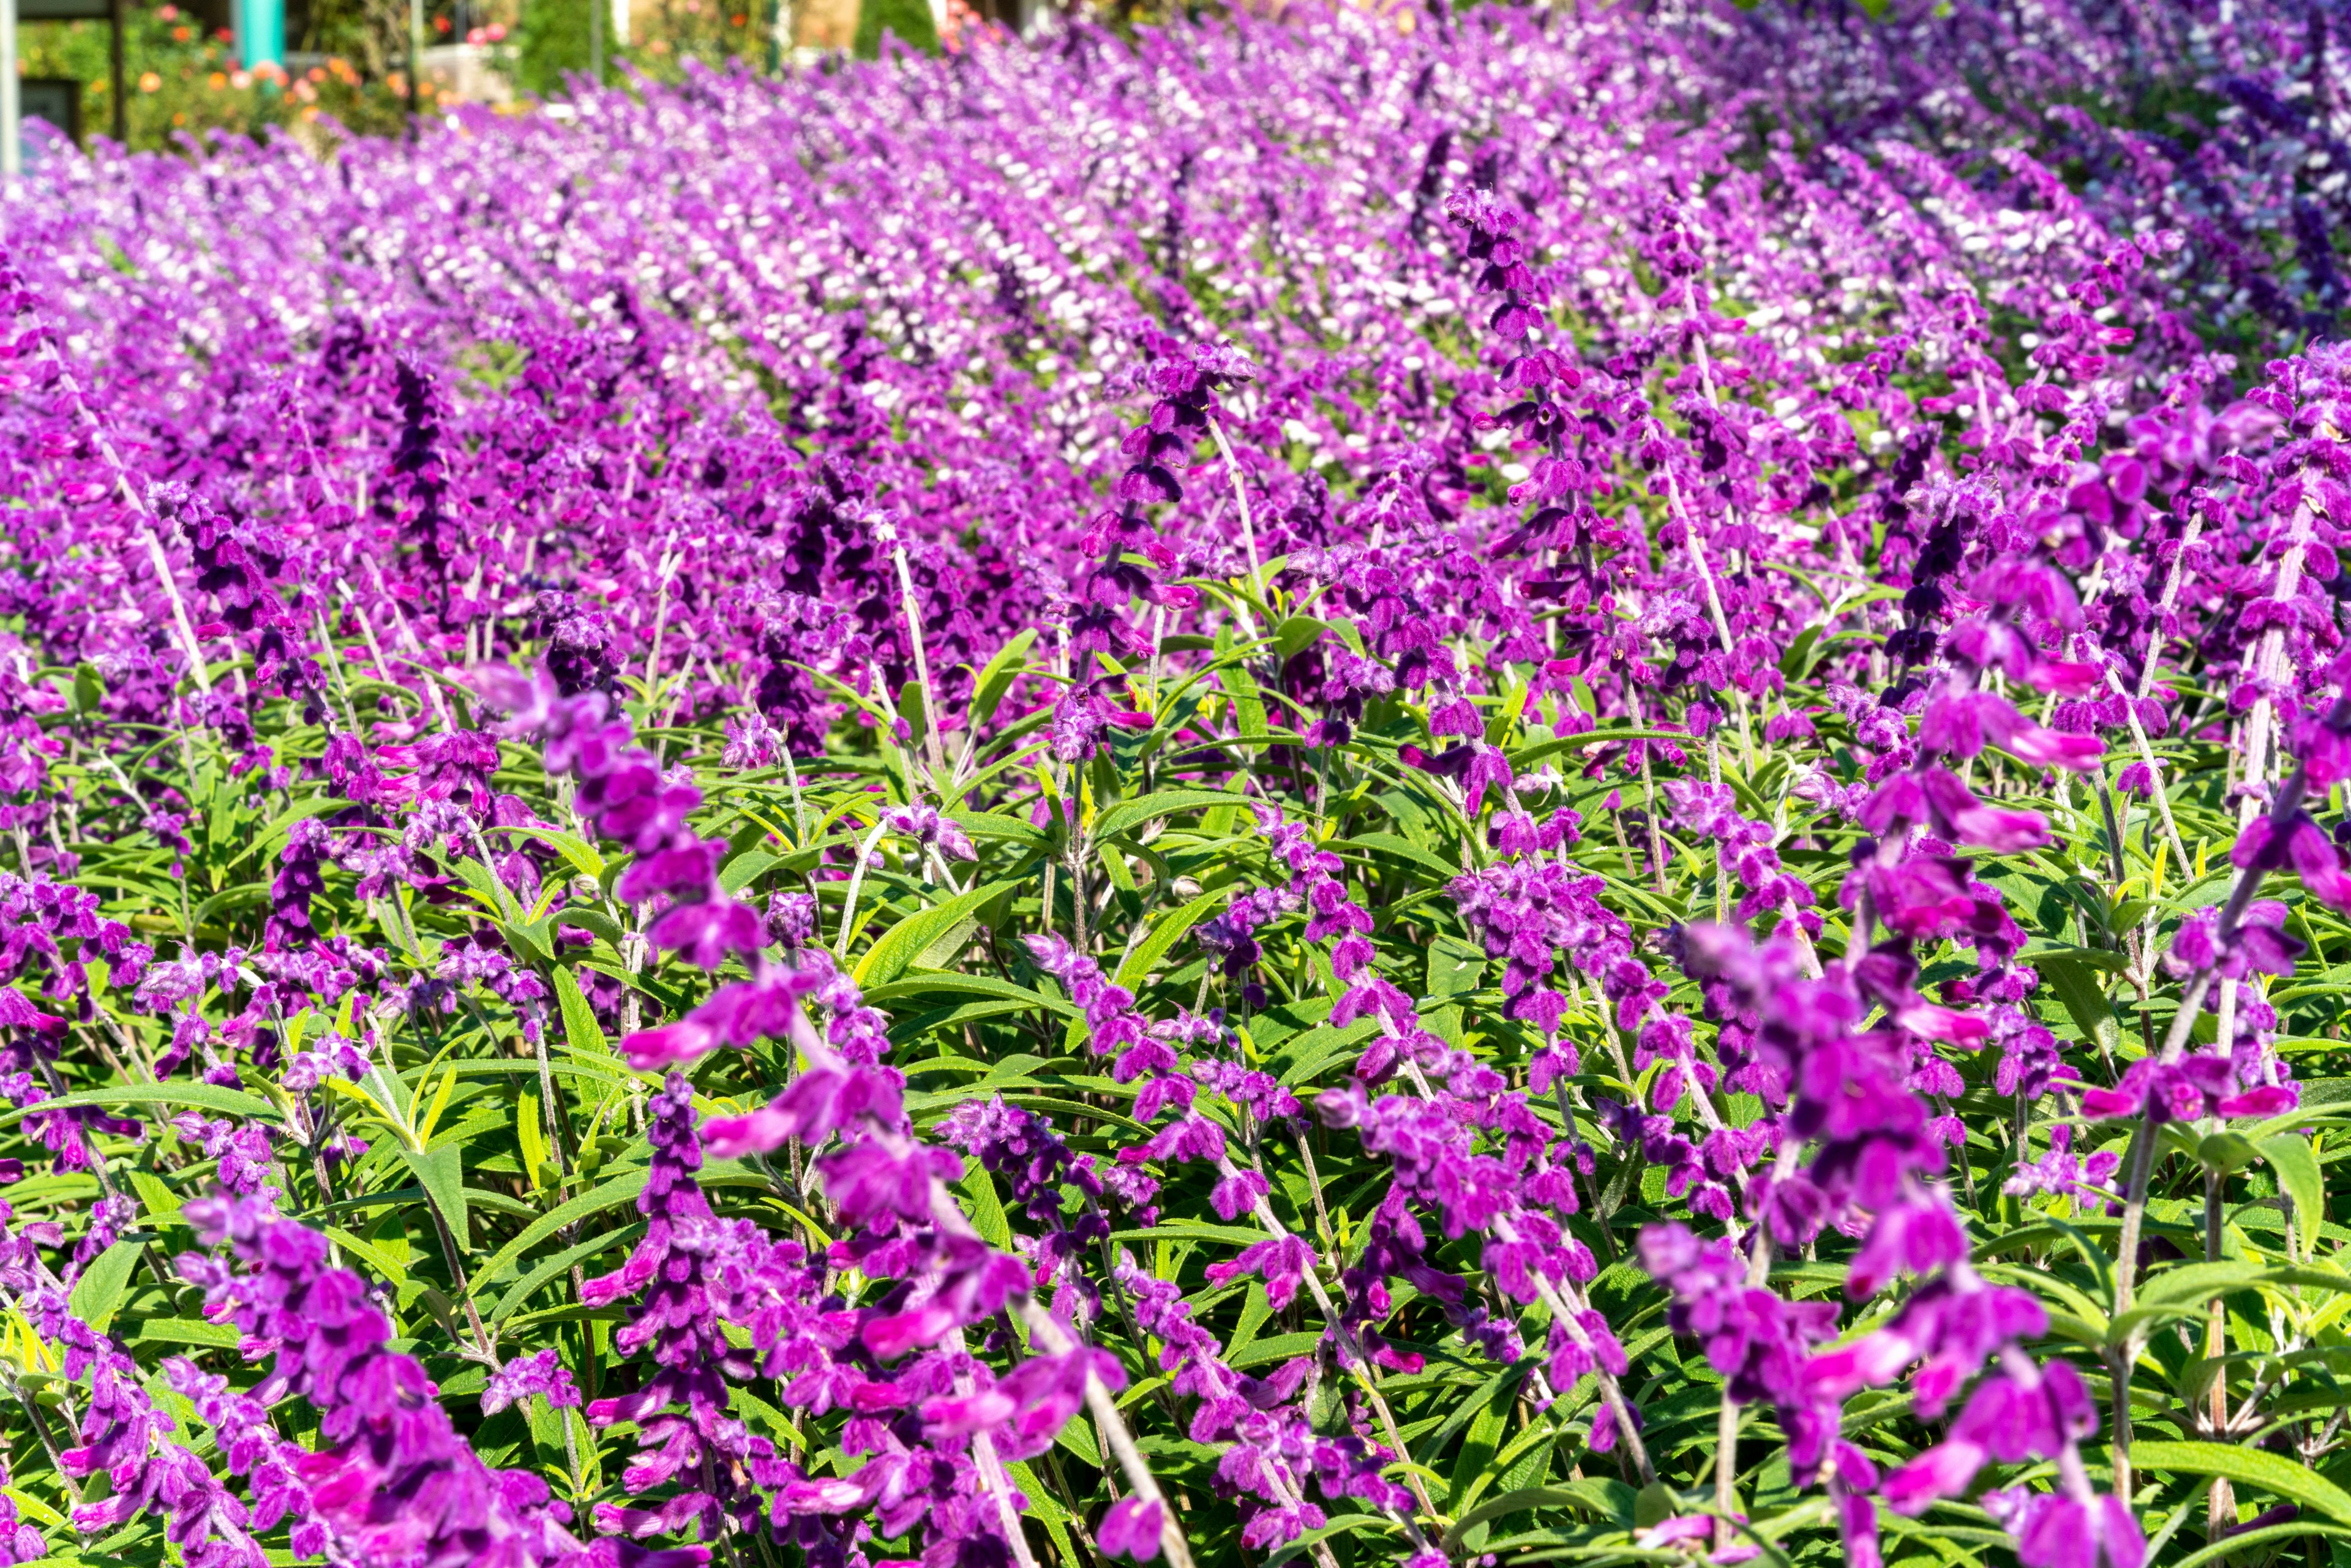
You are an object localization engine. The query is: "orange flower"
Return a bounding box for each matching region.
[138,70,162,91]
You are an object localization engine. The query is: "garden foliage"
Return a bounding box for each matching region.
[1,4,2351,1568]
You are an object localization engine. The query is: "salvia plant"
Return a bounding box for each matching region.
[5,2,2351,1567]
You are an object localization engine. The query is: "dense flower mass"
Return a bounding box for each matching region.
[1,2,2351,1566]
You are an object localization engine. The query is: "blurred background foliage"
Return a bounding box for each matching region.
[17,4,407,151]
[0,0,2287,249]
[10,0,964,154]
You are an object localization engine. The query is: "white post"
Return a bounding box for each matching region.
[1,0,18,180]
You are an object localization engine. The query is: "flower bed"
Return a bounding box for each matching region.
[0,6,2345,1568]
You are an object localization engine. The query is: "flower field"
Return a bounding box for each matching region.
[0,4,2348,1568]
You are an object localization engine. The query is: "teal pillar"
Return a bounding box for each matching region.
[236,0,283,69]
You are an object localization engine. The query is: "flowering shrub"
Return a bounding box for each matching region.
[1,4,2350,1568]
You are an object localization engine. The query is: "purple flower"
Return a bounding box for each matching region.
[165,1359,337,1559]
[1983,1489,2147,1568]
[1097,1498,1164,1562]
[2003,1125,2121,1207]
[580,1074,791,1540]
[483,1348,584,1416]
[0,1472,42,1566]
[880,802,977,861]
[2232,809,2351,913]
[2080,1051,2293,1122]
[175,1196,594,1568]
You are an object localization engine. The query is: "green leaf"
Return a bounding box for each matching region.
[1779,624,1823,680]
[1635,1482,1684,1529]
[451,854,517,921]
[416,1065,462,1147]
[190,881,269,928]
[1225,1281,1273,1363]
[1223,659,1269,741]
[1444,1488,1622,1553]
[463,1185,540,1219]
[491,1222,648,1324]
[970,628,1038,730]
[959,1164,1011,1250]
[1092,789,1245,841]
[560,907,626,950]
[2130,1440,2351,1524]
[128,1169,181,1225]
[1273,1018,1378,1086]
[136,1316,240,1349]
[2197,1131,2263,1174]
[943,808,1048,849]
[854,879,1014,989]
[67,1239,141,1334]
[2233,1265,2351,1296]
[2262,1132,2325,1255]
[721,849,783,894]
[498,916,557,964]
[1485,680,1531,748]
[7,1483,64,1531]
[914,914,982,972]
[469,1167,654,1303]
[2165,1523,2351,1568]
[520,827,608,883]
[897,678,932,760]
[1270,616,1329,660]
[1448,1373,1519,1511]
[1003,1460,1077,1568]
[1228,1330,1319,1370]
[401,1141,469,1247]
[1048,1411,1103,1469]
[2037,951,2118,1054]
[1116,888,1226,992]
[28,1082,277,1123]
[219,793,346,872]
[863,971,1074,1016]
[1344,831,1457,880]
[2107,1261,2273,1343]
[1427,931,1485,999]
[324,1224,414,1283]
[517,1091,549,1191]
[2139,1259,2269,1307]
[1109,1221,1267,1247]
[554,967,615,1060]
